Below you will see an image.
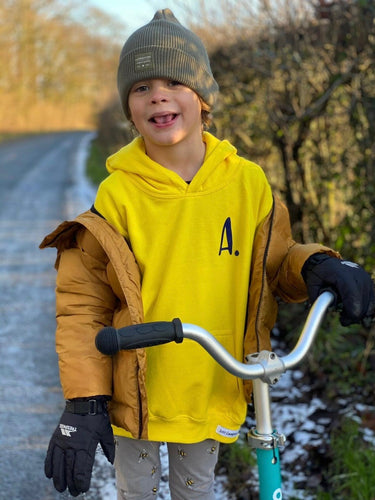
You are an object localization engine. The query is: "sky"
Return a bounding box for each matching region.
[88,0,198,34]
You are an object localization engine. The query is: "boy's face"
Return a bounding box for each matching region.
[128,78,203,152]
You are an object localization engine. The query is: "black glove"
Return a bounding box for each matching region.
[45,397,115,497]
[302,253,375,326]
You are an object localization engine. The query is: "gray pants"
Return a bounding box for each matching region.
[114,436,220,500]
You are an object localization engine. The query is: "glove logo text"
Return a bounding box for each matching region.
[59,424,77,437]
[341,261,359,269]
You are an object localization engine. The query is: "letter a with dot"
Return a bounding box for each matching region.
[219,217,239,255]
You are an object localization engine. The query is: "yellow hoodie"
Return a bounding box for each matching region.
[94,132,273,443]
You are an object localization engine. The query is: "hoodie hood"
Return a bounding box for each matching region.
[105,132,240,196]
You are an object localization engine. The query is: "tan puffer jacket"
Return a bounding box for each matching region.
[40,196,339,439]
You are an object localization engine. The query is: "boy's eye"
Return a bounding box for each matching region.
[168,80,182,87]
[133,84,149,92]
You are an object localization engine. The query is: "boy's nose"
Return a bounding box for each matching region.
[150,82,169,103]
[151,94,168,103]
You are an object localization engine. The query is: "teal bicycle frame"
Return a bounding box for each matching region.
[96,291,335,499]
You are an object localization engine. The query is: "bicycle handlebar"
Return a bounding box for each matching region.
[95,291,334,382]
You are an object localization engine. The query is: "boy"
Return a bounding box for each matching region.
[41,9,374,499]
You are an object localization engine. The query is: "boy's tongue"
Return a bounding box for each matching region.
[153,114,175,124]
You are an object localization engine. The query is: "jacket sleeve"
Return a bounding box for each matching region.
[55,228,117,399]
[269,197,340,302]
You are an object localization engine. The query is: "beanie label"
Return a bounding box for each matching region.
[135,52,154,72]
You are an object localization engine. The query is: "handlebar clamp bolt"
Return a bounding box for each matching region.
[246,350,285,385]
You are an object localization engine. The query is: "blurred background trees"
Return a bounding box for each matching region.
[0,0,124,130]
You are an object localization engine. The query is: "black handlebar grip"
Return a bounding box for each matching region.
[95,327,119,355]
[95,318,183,355]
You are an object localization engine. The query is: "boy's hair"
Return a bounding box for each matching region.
[200,100,213,129]
[117,9,219,119]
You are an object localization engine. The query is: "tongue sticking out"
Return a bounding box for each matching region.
[152,114,176,124]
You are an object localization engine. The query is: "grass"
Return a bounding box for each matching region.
[86,138,110,185]
[316,418,375,499]
[0,132,32,143]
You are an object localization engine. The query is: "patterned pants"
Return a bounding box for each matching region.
[114,436,220,499]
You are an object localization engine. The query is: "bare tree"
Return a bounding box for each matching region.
[0,0,126,130]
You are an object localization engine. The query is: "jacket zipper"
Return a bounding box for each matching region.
[137,366,143,439]
[254,195,275,352]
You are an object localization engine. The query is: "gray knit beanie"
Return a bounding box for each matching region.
[117,9,219,118]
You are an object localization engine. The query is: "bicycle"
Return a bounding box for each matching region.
[95,290,335,500]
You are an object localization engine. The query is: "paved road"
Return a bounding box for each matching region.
[0,132,115,499]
